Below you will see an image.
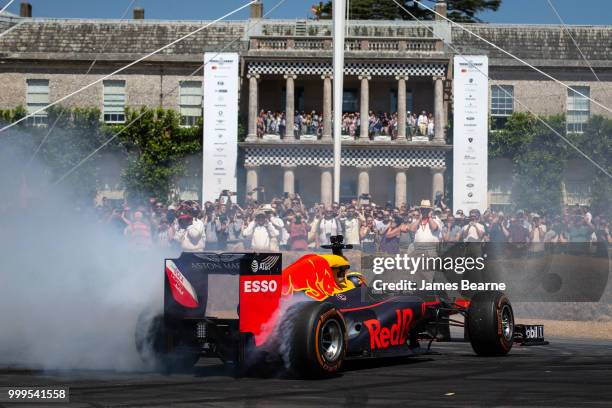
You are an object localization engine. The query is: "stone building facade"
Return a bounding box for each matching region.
[1,2,610,207]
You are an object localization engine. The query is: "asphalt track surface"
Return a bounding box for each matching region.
[1,337,611,408]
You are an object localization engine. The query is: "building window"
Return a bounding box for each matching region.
[179,81,202,127]
[343,90,358,112]
[490,85,514,130]
[103,80,126,123]
[26,79,49,126]
[567,86,590,133]
[389,89,413,114]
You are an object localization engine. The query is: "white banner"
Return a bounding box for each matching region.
[453,55,489,213]
[202,52,239,203]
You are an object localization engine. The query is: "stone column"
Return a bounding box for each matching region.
[322,74,333,141]
[357,166,370,198]
[433,76,445,143]
[245,164,258,201]
[359,75,371,140]
[431,166,445,204]
[395,167,408,208]
[282,165,296,195]
[284,74,297,140]
[246,74,260,141]
[396,76,408,141]
[320,166,333,207]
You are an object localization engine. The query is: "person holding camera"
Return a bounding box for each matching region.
[489,212,509,243]
[568,213,595,242]
[242,211,279,251]
[410,200,441,243]
[434,191,448,211]
[287,211,310,251]
[342,206,361,247]
[317,209,341,247]
[441,215,462,243]
[226,208,245,251]
[360,217,377,253]
[174,212,205,252]
[123,210,153,250]
[508,214,529,243]
[379,216,402,254]
[462,209,485,242]
[261,204,285,251]
[527,214,546,255]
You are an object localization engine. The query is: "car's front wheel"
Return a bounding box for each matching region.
[280,302,347,378]
[467,291,514,356]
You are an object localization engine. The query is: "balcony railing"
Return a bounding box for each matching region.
[251,36,440,53]
[260,21,437,39]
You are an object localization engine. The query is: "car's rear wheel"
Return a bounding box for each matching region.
[135,310,200,373]
[279,302,347,378]
[467,291,514,356]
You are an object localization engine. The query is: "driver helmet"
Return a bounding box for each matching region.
[345,271,367,288]
[320,254,351,286]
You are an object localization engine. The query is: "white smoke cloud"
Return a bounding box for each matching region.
[0,129,173,371]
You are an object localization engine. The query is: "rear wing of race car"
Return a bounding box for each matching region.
[164,252,283,346]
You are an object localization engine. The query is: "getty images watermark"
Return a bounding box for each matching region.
[361,243,610,301]
[369,253,505,292]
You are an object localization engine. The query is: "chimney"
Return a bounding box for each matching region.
[250,0,263,19]
[434,1,447,21]
[20,2,32,18]
[133,7,145,20]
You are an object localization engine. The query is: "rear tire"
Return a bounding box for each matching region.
[467,291,514,356]
[279,302,347,378]
[135,310,199,373]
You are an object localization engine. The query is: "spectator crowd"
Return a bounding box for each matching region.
[98,191,612,254]
[256,109,435,139]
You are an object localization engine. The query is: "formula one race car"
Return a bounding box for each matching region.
[136,236,546,378]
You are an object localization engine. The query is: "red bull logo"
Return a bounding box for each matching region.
[282,254,343,301]
[363,309,414,350]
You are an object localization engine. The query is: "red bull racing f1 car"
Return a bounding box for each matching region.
[136,236,546,378]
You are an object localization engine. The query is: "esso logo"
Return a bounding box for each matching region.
[243,279,278,293]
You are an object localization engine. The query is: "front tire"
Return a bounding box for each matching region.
[467,291,514,356]
[280,302,347,378]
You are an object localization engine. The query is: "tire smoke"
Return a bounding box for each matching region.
[0,131,175,372]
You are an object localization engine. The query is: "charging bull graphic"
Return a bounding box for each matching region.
[281,254,343,301]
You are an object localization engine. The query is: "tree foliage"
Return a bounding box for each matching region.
[313,0,501,22]
[490,113,611,216]
[0,106,111,205]
[570,116,612,217]
[116,107,202,203]
[0,106,203,205]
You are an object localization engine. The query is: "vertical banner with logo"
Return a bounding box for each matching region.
[453,55,489,213]
[203,52,239,203]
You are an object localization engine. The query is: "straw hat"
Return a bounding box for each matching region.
[419,199,433,209]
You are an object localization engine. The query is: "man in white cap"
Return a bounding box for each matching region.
[261,204,286,251]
